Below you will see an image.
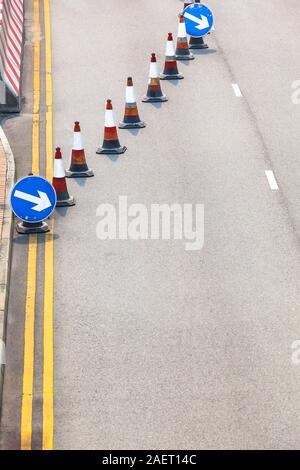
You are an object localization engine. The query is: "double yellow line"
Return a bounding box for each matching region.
[20,0,54,451]
[43,0,54,451]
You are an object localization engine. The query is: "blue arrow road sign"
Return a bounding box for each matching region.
[183,3,214,37]
[10,176,57,223]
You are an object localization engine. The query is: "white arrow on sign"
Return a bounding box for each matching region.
[184,12,209,30]
[14,190,52,212]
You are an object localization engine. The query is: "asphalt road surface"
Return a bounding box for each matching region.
[2,0,300,450]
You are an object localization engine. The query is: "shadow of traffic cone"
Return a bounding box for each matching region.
[66,122,94,177]
[53,147,75,207]
[160,33,184,80]
[97,100,127,154]
[142,53,168,103]
[175,15,194,60]
[119,77,146,129]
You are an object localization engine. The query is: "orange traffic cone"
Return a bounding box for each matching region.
[52,147,75,207]
[175,15,194,60]
[119,77,145,129]
[142,53,168,103]
[160,33,184,80]
[97,100,127,155]
[66,122,94,177]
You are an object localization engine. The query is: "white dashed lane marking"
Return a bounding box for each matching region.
[232,83,243,97]
[265,170,279,190]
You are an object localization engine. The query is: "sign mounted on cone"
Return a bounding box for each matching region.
[10,176,57,223]
[183,3,214,37]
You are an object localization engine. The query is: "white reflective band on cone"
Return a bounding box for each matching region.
[165,40,175,57]
[73,132,84,150]
[149,62,158,78]
[54,159,66,178]
[126,86,136,104]
[178,22,187,38]
[104,109,116,127]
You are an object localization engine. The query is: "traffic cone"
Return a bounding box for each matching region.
[175,15,194,60]
[160,33,184,80]
[52,147,75,207]
[66,122,94,177]
[97,100,127,155]
[142,53,168,103]
[119,77,146,129]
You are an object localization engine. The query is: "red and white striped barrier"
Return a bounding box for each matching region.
[0,0,24,112]
[0,1,3,27]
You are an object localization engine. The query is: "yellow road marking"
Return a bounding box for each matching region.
[20,234,38,450]
[32,0,40,176]
[44,0,53,182]
[43,0,54,451]
[20,0,40,450]
[43,223,54,450]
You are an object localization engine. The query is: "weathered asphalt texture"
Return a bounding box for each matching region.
[49,0,300,449]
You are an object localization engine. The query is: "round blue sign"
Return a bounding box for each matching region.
[183,3,214,37]
[10,176,57,223]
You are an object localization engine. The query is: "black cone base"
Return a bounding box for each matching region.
[97,146,127,155]
[189,36,209,50]
[65,168,94,178]
[17,220,50,234]
[142,95,168,103]
[119,121,146,129]
[175,53,194,60]
[56,195,76,207]
[159,72,184,80]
